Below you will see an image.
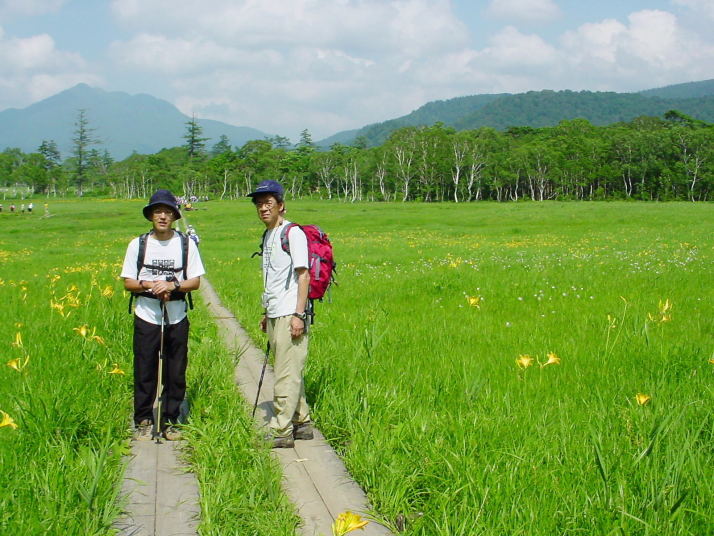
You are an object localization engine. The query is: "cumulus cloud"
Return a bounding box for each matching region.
[487,0,561,23]
[107,0,471,139]
[0,28,101,109]
[560,9,714,89]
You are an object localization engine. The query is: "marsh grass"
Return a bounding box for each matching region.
[0,201,294,535]
[191,200,713,536]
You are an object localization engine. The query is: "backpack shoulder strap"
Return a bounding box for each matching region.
[175,230,189,280]
[280,222,299,255]
[136,232,150,278]
[251,228,269,258]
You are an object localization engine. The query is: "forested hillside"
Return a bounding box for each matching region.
[3,111,712,203]
[319,79,714,147]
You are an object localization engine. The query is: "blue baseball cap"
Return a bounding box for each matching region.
[247,180,284,199]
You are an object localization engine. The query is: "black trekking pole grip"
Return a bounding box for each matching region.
[252,342,270,419]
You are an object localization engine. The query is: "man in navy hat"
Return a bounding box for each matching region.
[249,180,313,448]
[121,189,205,441]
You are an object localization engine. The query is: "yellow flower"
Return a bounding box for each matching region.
[635,393,651,406]
[101,286,114,298]
[73,325,89,338]
[709,357,714,365]
[6,356,29,372]
[658,298,672,314]
[332,511,369,536]
[11,332,23,348]
[108,364,125,375]
[466,295,481,309]
[607,315,617,330]
[516,354,534,369]
[91,335,106,345]
[541,352,561,367]
[0,410,17,430]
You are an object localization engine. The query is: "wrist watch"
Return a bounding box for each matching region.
[173,280,180,290]
[293,312,307,321]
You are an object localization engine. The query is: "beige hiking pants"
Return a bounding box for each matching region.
[267,315,310,437]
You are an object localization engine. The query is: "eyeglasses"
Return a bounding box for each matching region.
[152,208,175,218]
[254,201,277,209]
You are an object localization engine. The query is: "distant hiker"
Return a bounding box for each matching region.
[0,204,3,212]
[20,204,25,213]
[43,203,49,216]
[187,225,200,247]
[9,204,15,213]
[27,202,33,213]
[249,179,313,448]
[121,189,205,441]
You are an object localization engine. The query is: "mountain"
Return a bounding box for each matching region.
[0,84,269,159]
[639,78,714,99]
[317,93,506,148]
[317,79,714,147]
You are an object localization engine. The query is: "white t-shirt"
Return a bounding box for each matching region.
[262,220,308,318]
[121,231,205,325]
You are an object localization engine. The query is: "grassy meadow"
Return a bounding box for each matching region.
[0,199,711,535]
[0,201,295,535]
[189,199,714,536]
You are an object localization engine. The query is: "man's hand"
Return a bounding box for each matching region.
[151,280,173,301]
[290,315,305,339]
[260,315,267,333]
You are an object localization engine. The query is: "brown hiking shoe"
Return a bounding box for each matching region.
[133,419,152,441]
[293,422,314,440]
[162,425,183,441]
[265,432,295,448]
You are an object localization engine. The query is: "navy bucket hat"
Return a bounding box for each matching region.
[143,189,181,221]
[247,180,284,199]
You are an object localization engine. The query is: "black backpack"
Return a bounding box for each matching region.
[127,230,194,313]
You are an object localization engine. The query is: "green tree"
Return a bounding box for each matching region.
[184,115,209,160]
[71,109,98,196]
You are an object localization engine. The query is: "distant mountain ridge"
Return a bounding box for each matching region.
[317,79,714,147]
[0,84,269,159]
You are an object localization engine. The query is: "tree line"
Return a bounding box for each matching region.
[1,110,712,202]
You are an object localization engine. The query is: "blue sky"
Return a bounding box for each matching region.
[0,0,712,141]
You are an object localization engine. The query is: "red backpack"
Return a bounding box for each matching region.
[253,222,336,323]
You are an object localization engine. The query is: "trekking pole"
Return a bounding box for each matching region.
[154,300,168,443]
[252,342,270,419]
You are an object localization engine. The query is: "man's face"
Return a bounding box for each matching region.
[150,204,175,232]
[254,194,282,226]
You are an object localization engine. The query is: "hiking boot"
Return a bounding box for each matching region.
[293,422,314,440]
[133,419,152,441]
[265,432,295,449]
[162,425,183,441]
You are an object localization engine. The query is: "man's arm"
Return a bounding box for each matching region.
[290,267,309,338]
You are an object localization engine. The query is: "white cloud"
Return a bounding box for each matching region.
[0,0,67,18]
[487,0,561,23]
[673,0,714,20]
[0,28,101,109]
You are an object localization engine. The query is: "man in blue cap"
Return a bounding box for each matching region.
[249,180,313,448]
[121,189,205,441]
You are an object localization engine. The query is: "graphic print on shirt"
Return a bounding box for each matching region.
[150,258,176,277]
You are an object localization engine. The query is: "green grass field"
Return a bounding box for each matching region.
[1,199,712,535]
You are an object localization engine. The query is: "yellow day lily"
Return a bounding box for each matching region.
[108,364,125,375]
[101,286,115,298]
[332,511,369,536]
[658,298,672,314]
[11,332,23,348]
[91,335,106,345]
[73,325,89,338]
[635,393,652,406]
[709,358,714,365]
[0,410,18,429]
[6,356,29,372]
[541,352,561,367]
[516,354,534,369]
[466,295,481,308]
